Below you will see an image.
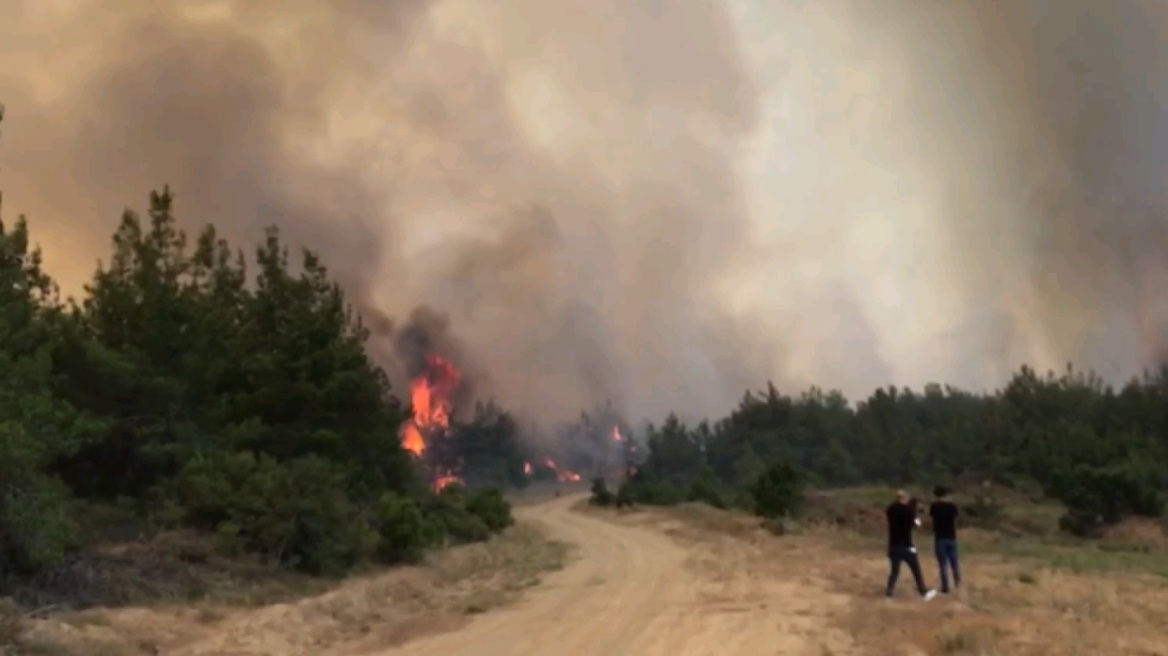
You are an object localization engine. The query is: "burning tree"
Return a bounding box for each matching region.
[551,402,639,481]
[389,308,638,491]
[398,353,464,490]
[391,315,529,491]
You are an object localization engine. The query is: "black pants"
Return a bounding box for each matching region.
[886,545,927,597]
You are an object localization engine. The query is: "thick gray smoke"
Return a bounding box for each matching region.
[1,0,1167,429]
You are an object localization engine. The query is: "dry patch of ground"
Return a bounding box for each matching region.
[602,494,1168,656]
[821,541,1168,655]
[9,524,569,656]
[12,489,1166,656]
[579,501,859,655]
[393,495,853,655]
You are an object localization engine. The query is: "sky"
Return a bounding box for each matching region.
[1,0,1167,427]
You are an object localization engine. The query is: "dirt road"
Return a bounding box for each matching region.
[47,493,853,655]
[387,494,853,656]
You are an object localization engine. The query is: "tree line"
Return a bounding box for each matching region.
[0,187,513,581]
[610,372,1168,537]
[7,185,1164,592]
[4,108,1162,592]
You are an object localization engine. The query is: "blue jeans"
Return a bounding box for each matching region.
[935,539,960,592]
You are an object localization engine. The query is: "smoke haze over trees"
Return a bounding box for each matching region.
[1,172,1165,600]
[3,0,1168,600]
[4,2,1168,430]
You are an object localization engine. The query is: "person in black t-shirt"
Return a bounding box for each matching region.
[928,485,961,593]
[885,489,937,601]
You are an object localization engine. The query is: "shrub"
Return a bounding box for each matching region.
[425,485,492,545]
[1059,509,1105,538]
[590,477,614,506]
[1048,460,1165,536]
[962,484,1005,529]
[748,461,805,519]
[374,492,434,564]
[731,489,755,512]
[0,477,78,574]
[174,453,366,574]
[625,475,683,506]
[687,468,726,509]
[615,481,634,508]
[466,488,512,532]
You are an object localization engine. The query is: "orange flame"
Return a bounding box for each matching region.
[544,457,582,482]
[524,461,533,475]
[399,354,461,457]
[612,425,623,441]
[434,472,462,491]
[402,424,425,456]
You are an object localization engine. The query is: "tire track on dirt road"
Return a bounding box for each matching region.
[384,494,848,656]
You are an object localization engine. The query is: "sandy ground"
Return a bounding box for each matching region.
[386,494,854,656]
[28,491,1164,655]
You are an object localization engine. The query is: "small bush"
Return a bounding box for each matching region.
[0,477,78,574]
[590,477,615,506]
[173,453,366,574]
[1059,509,1105,538]
[425,485,492,545]
[731,489,755,512]
[687,468,726,509]
[748,461,805,519]
[963,486,1005,529]
[374,492,434,564]
[615,481,634,508]
[1048,461,1165,536]
[626,476,684,506]
[466,488,512,532]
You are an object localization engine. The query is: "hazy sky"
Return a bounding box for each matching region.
[2,0,1167,426]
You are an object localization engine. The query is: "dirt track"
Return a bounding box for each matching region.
[388,494,852,656]
[47,493,854,655]
[27,493,1168,655]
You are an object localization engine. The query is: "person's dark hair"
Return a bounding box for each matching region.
[933,485,949,498]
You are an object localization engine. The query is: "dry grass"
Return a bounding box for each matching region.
[9,529,329,612]
[604,492,1168,656]
[14,523,570,656]
[822,544,1168,655]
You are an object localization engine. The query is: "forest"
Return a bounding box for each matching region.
[611,371,1168,539]
[0,185,518,582]
[5,182,1166,594]
[1,103,1164,591]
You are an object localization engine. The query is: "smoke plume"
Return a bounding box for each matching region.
[1,0,1167,427]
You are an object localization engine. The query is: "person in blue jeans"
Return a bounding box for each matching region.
[928,485,961,593]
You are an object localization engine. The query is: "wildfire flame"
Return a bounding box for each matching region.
[612,425,623,441]
[524,461,533,475]
[399,354,464,490]
[544,457,582,482]
[434,472,461,491]
[399,354,461,456]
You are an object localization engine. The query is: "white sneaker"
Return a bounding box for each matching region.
[922,590,937,602]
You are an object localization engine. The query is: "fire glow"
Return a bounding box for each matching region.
[544,457,582,482]
[399,354,464,490]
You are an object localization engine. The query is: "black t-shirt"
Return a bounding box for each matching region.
[886,502,916,547]
[929,500,958,540]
